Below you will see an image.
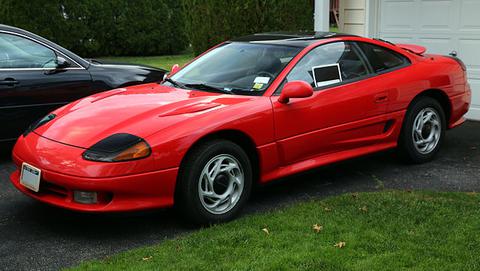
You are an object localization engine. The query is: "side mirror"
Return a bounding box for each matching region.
[56,56,70,69]
[170,64,180,75]
[278,81,314,104]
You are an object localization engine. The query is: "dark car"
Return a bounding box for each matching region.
[0,24,166,144]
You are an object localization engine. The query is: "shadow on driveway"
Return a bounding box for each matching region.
[0,121,478,271]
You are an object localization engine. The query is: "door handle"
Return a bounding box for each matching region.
[0,78,19,86]
[374,94,388,103]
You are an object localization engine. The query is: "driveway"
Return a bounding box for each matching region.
[0,121,479,271]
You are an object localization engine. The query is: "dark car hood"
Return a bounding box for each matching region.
[87,61,167,87]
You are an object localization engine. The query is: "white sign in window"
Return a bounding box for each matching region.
[312,63,342,87]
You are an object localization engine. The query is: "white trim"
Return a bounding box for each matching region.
[312,63,342,88]
[366,0,379,38]
[0,67,85,71]
[314,0,330,32]
[0,30,85,69]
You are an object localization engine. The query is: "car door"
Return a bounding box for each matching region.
[0,31,93,142]
[271,41,392,166]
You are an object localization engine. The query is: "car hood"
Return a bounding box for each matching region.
[33,83,255,148]
[87,62,167,86]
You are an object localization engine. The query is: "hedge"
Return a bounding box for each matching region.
[0,0,313,57]
[182,0,314,55]
[0,0,188,57]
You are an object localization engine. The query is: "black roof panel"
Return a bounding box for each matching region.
[230,32,358,47]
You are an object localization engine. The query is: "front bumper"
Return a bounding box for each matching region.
[10,134,178,212]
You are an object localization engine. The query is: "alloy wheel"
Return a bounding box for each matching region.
[198,154,244,215]
[411,107,441,154]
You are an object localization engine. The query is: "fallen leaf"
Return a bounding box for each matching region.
[466,192,477,196]
[359,206,368,212]
[312,224,323,233]
[351,193,359,198]
[334,241,346,248]
[471,146,477,150]
[142,256,153,261]
[262,228,270,235]
[324,207,332,212]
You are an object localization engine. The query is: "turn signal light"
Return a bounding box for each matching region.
[113,141,151,161]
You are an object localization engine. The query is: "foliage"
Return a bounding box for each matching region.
[0,0,188,57]
[69,191,480,270]
[0,0,313,57]
[182,0,314,55]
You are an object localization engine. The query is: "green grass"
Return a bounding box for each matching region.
[98,54,194,70]
[69,191,480,271]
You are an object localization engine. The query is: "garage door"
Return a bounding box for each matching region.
[376,0,480,120]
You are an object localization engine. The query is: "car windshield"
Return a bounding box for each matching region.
[167,42,302,95]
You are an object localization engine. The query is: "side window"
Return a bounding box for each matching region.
[358,42,409,73]
[286,42,369,88]
[0,33,57,69]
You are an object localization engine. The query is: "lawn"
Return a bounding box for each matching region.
[98,54,194,71]
[69,191,480,271]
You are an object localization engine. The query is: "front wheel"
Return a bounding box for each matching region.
[397,97,446,163]
[175,140,252,225]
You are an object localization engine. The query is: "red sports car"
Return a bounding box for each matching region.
[10,32,471,224]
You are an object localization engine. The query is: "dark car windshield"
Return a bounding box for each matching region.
[167,42,302,95]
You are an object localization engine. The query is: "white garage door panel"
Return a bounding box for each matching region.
[460,1,480,30]
[377,0,480,120]
[419,1,455,31]
[380,1,417,32]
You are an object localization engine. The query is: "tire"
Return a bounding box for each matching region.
[397,96,446,164]
[175,139,252,225]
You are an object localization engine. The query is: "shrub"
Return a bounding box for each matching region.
[0,0,188,57]
[182,0,314,55]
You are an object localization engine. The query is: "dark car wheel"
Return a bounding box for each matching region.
[398,96,446,163]
[175,139,252,225]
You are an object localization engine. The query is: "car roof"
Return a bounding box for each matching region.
[0,24,90,68]
[230,32,358,47]
[0,24,35,36]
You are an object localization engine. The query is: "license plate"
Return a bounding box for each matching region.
[20,163,41,192]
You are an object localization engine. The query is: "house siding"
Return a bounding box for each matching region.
[339,0,367,36]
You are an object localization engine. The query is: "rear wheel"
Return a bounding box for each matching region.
[398,97,446,163]
[175,140,252,225]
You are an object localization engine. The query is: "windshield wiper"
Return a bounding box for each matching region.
[163,78,186,89]
[184,83,232,94]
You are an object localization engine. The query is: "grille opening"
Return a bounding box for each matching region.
[40,181,68,198]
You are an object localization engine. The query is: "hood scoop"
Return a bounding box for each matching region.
[158,102,221,117]
[91,88,127,103]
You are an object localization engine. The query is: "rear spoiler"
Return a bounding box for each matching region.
[396,44,427,55]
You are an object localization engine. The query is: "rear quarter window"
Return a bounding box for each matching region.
[358,42,410,73]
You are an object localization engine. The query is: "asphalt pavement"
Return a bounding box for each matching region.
[0,121,479,271]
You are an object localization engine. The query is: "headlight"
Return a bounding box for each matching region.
[82,133,151,162]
